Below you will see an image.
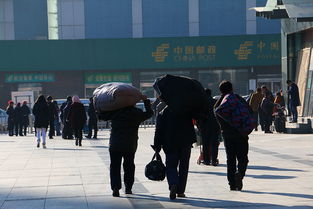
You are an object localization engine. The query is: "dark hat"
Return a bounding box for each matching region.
[47,95,53,101]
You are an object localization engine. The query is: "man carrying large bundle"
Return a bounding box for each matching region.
[94,83,153,197]
[153,75,209,200]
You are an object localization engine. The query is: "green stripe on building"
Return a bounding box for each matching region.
[0,34,281,72]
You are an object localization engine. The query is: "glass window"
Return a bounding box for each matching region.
[58,0,85,39]
[199,69,249,97]
[0,0,14,40]
[140,71,190,98]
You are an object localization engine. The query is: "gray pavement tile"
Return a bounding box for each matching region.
[81,175,109,185]
[0,179,16,188]
[87,196,134,209]
[46,185,85,198]
[48,176,82,186]
[14,177,49,188]
[8,187,47,200]
[83,184,111,196]
[1,199,45,209]
[44,197,88,209]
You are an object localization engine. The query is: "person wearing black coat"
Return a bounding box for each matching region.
[14,103,23,136]
[47,96,56,139]
[98,96,153,197]
[67,96,87,146]
[62,97,74,139]
[199,88,220,166]
[86,97,98,139]
[154,104,196,200]
[33,95,49,149]
[53,101,62,136]
[21,101,31,136]
[6,101,15,136]
[261,94,275,133]
[287,80,300,123]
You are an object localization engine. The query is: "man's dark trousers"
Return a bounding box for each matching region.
[48,120,55,138]
[223,135,249,187]
[203,133,219,164]
[109,150,135,190]
[165,146,191,194]
[87,119,98,138]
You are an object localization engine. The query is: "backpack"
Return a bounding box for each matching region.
[145,152,166,181]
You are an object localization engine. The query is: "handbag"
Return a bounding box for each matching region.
[145,151,166,181]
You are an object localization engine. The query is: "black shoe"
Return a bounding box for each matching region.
[169,185,177,200]
[230,186,237,191]
[234,172,243,191]
[37,142,40,148]
[49,136,53,139]
[85,135,91,139]
[125,189,132,194]
[265,130,273,134]
[112,190,120,197]
[211,159,219,166]
[93,136,97,139]
[75,140,78,146]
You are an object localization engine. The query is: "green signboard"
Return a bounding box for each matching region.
[0,34,281,72]
[85,72,132,84]
[5,73,55,83]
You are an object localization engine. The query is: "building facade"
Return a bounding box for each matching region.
[0,0,282,108]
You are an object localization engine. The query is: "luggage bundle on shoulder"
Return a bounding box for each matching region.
[93,82,142,112]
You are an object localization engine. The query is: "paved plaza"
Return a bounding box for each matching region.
[0,128,312,209]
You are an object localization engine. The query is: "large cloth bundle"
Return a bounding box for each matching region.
[153,74,208,119]
[93,82,142,112]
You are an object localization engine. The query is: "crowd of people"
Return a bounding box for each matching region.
[4,79,300,200]
[6,95,98,148]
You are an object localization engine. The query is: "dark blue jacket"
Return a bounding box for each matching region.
[288,83,300,106]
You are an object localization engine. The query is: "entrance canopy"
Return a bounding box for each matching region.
[250,0,313,22]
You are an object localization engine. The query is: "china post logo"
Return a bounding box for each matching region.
[152,43,170,62]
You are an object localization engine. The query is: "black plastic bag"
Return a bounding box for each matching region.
[153,74,209,120]
[145,151,166,181]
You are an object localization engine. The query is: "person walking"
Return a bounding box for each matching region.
[214,81,251,191]
[14,102,23,136]
[98,95,153,197]
[261,94,275,133]
[287,80,300,123]
[6,101,15,137]
[32,95,49,148]
[47,96,56,139]
[154,100,196,200]
[67,96,87,146]
[21,101,31,136]
[53,101,62,136]
[86,97,98,139]
[60,96,71,139]
[199,88,220,166]
[62,96,74,139]
[249,88,263,131]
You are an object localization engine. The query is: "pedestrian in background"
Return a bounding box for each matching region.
[6,100,15,137]
[62,96,73,139]
[99,95,153,197]
[261,94,275,134]
[47,96,56,139]
[86,97,98,139]
[154,100,196,200]
[32,95,49,148]
[215,81,250,191]
[249,88,263,131]
[287,80,300,123]
[67,96,86,146]
[21,101,31,136]
[53,101,62,136]
[199,88,220,166]
[14,102,23,136]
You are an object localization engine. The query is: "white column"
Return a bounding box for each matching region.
[246,0,256,34]
[47,0,59,39]
[189,0,199,36]
[132,0,143,38]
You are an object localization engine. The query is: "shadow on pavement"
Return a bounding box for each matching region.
[242,190,313,200]
[198,164,304,172]
[127,194,311,208]
[189,171,297,179]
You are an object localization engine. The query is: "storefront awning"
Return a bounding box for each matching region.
[250,0,313,21]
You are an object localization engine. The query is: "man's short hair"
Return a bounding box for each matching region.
[256,87,262,93]
[205,88,212,97]
[47,95,53,101]
[286,80,292,84]
[261,85,266,89]
[219,80,233,94]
